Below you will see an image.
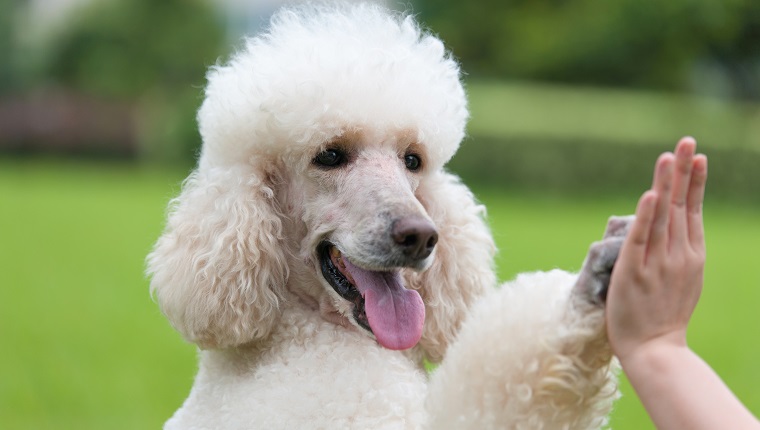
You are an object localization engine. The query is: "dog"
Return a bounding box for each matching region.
[147,3,622,428]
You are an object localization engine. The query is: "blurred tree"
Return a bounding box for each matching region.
[415,0,760,100]
[41,0,226,160]
[0,0,20,94]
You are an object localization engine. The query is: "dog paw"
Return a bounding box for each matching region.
[602,215,634,240]
[574,216,634,306]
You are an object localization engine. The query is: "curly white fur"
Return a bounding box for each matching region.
[147,3,619,429]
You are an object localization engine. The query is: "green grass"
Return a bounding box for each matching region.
[0,159,197,429]
[1,158,758,429]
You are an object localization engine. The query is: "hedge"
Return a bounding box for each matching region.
[449,81,760,205]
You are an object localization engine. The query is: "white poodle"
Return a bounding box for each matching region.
[148,3,623,429]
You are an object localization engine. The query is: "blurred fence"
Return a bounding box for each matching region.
[0,90,137,156]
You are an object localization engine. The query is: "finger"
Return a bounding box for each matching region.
[620,190,658,265]
[649,152,675,251]
[669,137,696,245]
[671,137,696,207]
[687,154,708,250]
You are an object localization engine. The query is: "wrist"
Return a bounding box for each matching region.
[617,335,691,377]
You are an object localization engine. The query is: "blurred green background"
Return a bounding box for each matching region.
[1,0,758,429]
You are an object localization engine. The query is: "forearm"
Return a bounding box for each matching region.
[621,341,760,430]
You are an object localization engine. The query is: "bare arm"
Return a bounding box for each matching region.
[606,137,760,430]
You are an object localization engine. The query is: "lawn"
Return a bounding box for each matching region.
[1,158,758,429]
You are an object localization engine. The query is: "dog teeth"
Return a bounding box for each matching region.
[330,246,345,270]
[329,246,355,283]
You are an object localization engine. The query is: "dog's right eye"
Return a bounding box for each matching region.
[314,149,346,168]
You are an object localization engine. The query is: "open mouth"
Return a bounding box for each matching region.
[317,241,426,351]
[318,242,370,332]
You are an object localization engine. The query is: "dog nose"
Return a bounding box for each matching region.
[391,216,438,260]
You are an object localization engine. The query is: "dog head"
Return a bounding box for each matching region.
[148,3,494,356]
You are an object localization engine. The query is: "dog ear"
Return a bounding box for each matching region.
[407,171,497,363]
[147,166,288,349]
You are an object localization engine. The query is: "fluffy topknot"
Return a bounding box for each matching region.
[197,2,468,170]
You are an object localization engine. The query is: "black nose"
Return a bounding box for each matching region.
[391,216,438,260]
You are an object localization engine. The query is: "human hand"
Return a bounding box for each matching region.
[605,137,708,363]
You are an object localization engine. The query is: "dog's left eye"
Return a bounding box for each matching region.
[404,154,422,171]
[314,149,346,168]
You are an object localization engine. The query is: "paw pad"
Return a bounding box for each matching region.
[575,216,634,305]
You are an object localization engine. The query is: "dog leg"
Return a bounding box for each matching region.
[425,217,633,430]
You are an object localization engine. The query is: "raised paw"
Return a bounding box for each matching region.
[602,215,634,239]
[574,216,634,306]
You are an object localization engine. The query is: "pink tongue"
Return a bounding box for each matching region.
[342,258,425,350]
